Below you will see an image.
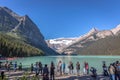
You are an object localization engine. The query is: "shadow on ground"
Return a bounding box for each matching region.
[57,75,110,80]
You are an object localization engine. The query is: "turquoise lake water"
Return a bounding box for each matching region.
[4,56,120,74]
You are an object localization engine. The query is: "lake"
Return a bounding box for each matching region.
[3,56,120,74]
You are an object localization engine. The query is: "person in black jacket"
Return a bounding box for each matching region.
[1,71,4,80]
[43,64,49,80]
[38,61,43,74]
[102,63,109,76]
[90,67,97,79]
[50,61,55,80]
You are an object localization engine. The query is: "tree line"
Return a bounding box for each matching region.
[0,33,44,57]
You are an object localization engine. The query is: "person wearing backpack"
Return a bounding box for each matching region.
[103,63,109,76]
[116,63,120,80]
[90,67,97,79]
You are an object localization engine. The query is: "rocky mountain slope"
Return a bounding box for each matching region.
[47,25,120,55]
[62,26,120,55]
[0,7,58,56]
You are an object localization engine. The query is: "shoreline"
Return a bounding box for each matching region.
[0,57,18,61]
[0,69,109,80]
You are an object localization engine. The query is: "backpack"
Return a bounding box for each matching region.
[116,66,120,72]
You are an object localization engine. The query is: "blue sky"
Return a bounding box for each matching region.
[0,0,120,39]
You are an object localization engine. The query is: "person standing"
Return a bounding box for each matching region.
[50,61,55,80]
[35,62,39,76]
[31,63,34,73]
[109,64,115,80]
[38,61,43,74]
[68,62,71,74]
[83,65,86,75]
[18,63,22,71]
[1,71,4,80]
[7,62,10,71]
[76,61,80,76]
[62,62,66,74]
[5,61,8,70]
[71,62,74,74]
[85,62,89,74]
[43,64,49,80]
[90,67,97,79]
[10,62,13,70]
[57,61,62,75]
[103,63,109,76]
[68,61,74,74]
[14,62,17,72]
[116,63,120,80]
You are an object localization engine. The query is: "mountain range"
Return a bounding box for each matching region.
[0,7,58,57]
[1,6,120,56]
[47,25,120,55]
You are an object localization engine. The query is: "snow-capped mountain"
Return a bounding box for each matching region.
[46,37,78,53]
[47,24,120,55]
[96,30,114,38]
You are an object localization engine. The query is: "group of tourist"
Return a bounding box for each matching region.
[0,60,120,80]
[104,61,120,80]
[31,61,55,80]
[30,61,94,80]
[2,61,22,72]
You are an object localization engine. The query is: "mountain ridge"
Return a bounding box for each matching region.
[0,6,58,56]
[47,25,120,55]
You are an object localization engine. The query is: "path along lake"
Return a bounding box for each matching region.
[3,56,120,74]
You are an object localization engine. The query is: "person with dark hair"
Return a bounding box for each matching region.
[90,67,97,79]
[38,61,43,74]
[31,63,34,73]
[57,61,62,75]
[50,61,55,80]
[1,71,4,80]
[5,61,8,70]
[71,62,74,74]
[7,62,10,71]
[18,63,22,71]
[14,62,17,72]
[43,64,49,80]
[103,63,109,76]
[108,64,115,80]
[76,61,80,76]
[35,62,39,76]
[68,61,71,74]
[112,62,120,80]
[10,61,13,70]
[62,62,66,74]
[68,61,74,74]
[86,62,89,74]
[84,62,89,75]
[116,63,120,80]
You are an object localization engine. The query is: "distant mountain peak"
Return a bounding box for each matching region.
[111,24,120,35]
[89,27,99,34]
[81,27,99,38]
[2,6,20,19]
